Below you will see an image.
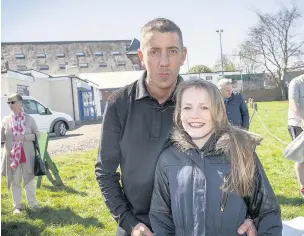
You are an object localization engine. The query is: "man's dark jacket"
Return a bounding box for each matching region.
[95,72,181,236]
[225,92,249,129]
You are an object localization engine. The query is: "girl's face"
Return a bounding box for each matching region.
[180,87,215,148]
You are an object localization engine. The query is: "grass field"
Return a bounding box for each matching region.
[1,101,304,235]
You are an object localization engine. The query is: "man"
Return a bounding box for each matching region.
[287,74,304,198]
[218,78,249,130]
[95,18,256,236]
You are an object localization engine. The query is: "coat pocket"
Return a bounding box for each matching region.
[220,194,247,235]
[219,176,247,235]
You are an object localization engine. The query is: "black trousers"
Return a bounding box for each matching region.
[288,126,303,140]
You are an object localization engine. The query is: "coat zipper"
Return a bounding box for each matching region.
[220,175,228,213]
[220,191,228,213]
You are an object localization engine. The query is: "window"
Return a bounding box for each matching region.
[37,102,46,114]
[36,53,46,58]
[94,52,104,56]
[76,52,85,57]
[23,100,47,115]
[15,53,25,59]
[56,53,65,58]
[206,76,212,81]
[111,51,120,55]
[23,100,37,114]
[79,63,88,68]
[117,61,126,66]
[17,65,27,71]
[37,65,49,70]
[99,62,107,67]
[59,64,66,69]
[17,85,29,96]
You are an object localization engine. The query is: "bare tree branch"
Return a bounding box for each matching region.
[239,4,303,98]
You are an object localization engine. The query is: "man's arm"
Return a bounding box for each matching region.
[239,94,249,130]
[289,80,304,119]
[289,99,304,119]
[95,95,140,235]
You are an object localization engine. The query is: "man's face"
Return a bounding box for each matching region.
[220,84,233,99]
[138,32,187,90]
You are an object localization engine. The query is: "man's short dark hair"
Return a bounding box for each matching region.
[140,18,183,48]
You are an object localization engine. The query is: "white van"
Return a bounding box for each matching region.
[1,96,75,136]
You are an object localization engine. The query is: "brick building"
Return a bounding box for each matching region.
[1,38,141,74]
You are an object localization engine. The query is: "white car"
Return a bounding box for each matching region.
[1,96,75,136]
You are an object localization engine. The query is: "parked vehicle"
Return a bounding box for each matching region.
[1,96,75,136]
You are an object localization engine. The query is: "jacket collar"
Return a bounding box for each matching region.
[135,71,150,100]
[171,125,262,157]
[171,127,222,156]
[135,70,183,101]
[226,93,234,103]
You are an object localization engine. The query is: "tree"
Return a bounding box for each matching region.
[188,65,213,73]
[214,54,237,72]
[239,4,304,99]
[237,46,261,73]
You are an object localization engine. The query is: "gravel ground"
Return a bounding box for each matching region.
[48,123,102,156]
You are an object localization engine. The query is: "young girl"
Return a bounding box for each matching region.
[149,80,282,235]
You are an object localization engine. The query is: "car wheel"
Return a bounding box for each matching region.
[54,121,67,136]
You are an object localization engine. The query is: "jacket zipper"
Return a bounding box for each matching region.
[220,191,228,213]
[220,175,228,213]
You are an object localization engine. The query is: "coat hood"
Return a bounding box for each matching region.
[171,125,262,156]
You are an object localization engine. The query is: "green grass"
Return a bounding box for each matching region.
[248,101,304,219]
[1,150,117,236]
[1,101,304,235]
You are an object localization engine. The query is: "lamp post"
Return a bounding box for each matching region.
[216,29,224,76]
[186,53,190,74]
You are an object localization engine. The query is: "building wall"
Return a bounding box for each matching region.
[286,70,304,82]
[72,79,80,121]
[1,75,9,96]
[49,78,75,119]
[2,76,51,107]
[1,40,140,74]
[93,87,102,118]
[241,87,282,102]
[1,72,87,121]
[127,55,142,70]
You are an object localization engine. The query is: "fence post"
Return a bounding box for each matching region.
[249,102,258,124]
[253,102,258,112]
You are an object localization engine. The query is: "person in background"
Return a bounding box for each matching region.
[150,79,282,236]
[95,18,256,236]
[218,78,249,130]
[288,74,304,198]
[1,93,40,214]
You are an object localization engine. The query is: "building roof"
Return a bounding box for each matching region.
[78,70,145,89]
[1,40,133,45]
[127,38,140,55]
[1,39,141,74]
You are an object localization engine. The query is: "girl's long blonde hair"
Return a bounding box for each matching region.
[173,79,261,197]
